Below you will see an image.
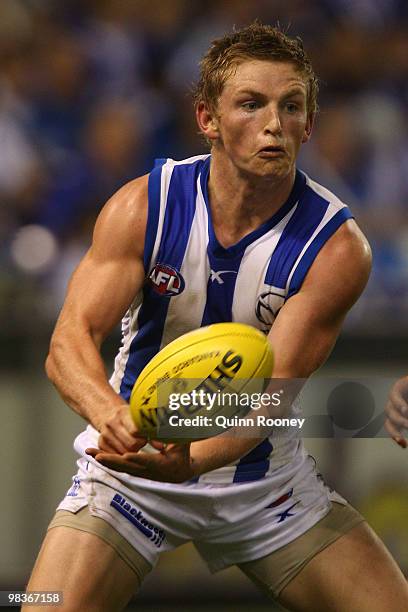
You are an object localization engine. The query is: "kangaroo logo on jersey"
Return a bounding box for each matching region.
[149,263,185,296]
[255,290,285,331]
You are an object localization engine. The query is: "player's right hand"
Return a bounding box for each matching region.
[97,404,148,454]
[385,377,408,449]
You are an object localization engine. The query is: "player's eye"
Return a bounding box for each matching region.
[285,103,299,113]
[242,101,259,112]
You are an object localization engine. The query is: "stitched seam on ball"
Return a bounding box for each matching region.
[134,330,268,389]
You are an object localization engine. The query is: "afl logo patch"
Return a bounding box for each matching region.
[149,263,185,296]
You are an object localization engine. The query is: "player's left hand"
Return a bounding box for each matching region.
[385,376,408,449]
[85,441,194,483]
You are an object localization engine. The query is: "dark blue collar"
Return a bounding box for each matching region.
[199,156,306,259]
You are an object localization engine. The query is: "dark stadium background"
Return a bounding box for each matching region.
[1,1,408,610]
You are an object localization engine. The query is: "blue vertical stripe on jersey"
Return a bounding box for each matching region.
[144,162,165,272]
[287,207,353,298]
[201,252,242,325]
[119,300,167,401]
[119,159,203,400]
[233,438,273,483]
[265,184,331,288]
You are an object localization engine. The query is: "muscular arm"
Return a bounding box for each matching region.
[188,220,372,475]
[46,176,149,452]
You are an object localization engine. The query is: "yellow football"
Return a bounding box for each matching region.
[129,322,274,442]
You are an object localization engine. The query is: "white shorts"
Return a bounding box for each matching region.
[57,454,346,572]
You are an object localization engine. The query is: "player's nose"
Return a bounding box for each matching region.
[264,109,282,135]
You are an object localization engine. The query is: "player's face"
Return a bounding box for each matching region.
[211,60,313,181]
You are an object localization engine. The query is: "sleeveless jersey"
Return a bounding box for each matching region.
[77,154,353,486]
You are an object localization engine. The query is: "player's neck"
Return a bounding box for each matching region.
[207,153,296,247]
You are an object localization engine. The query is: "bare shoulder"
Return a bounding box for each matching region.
[92,174,149,260]
[54,175,150,340]
[301,219,372,313]
[320,218,371,269]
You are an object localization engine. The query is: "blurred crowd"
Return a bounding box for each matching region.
[1,0,408,338]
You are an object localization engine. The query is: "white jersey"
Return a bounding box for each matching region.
[74,154,352,487]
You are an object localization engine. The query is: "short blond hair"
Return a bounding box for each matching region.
[193,22,318,116]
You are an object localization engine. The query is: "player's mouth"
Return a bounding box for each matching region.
[257,145,285,158]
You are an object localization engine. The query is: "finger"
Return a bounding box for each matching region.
[163,441,191,452]
[120,451,168,474]
[393,378,408,403]
[94,435,120,453]
[396,403,408,419]
[122,451,159,465]
[149,439,167,451]
[96,455,150,476]
[84,448,155,477]
[98,458,140,473]
[85,448,131,465]
[118,435,147,452]
[85,448,130,466]
[104,421,144,453]
[385,419,407,448]
[113,423,147,449]
[122,410,141,436]
[98,429,128,454]
[384,416,402,438]
[385,403,408,429]
[389,389,408,416]
[97,450,151,467]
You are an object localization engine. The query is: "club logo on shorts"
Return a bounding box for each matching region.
[265,488,294,509]
[110,494,165,547]
[148,263,185,296]
[265,488,300,523]
[275,501,300,523]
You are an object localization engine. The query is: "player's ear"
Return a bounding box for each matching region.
[301,113,314,144]
[196,102,220,142]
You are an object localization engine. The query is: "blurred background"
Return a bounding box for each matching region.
[1,0,408,610]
